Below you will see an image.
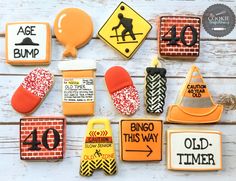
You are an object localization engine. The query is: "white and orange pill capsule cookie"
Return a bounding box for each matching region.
[105,66,140,115]
[11,68,54,114]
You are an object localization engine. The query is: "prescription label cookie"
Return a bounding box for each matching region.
[58,60,96,116]
[167,129,222,171]
[62,78,94,102]
[6,22,51,65]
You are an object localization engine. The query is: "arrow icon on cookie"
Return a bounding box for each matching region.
[125,145,153,157]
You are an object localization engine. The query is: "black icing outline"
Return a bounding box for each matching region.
[98,1,152,59]
[159,16,201,57]
[146,67,166,77]
[20,117,65,160]
[120,119,163,161]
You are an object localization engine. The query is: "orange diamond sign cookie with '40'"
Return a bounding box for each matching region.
[120,119,162,161]
[98,2,152,59]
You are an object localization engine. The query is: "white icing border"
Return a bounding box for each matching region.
[58,60,96,71]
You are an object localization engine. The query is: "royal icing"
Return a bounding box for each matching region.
[22,68,54,98]
[54,8,93,57]
[6,22,51,65]
[98,2,152,59]
[80,118,117,176]
[167,65,223,123]
[167,129,222,171]
[158,16,201,58]
[20,116,66,160]
[111,85,140,115]
[120,119,162,161]
[145,67,167,114]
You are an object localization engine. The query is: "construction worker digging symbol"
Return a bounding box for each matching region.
[111,13,143,44]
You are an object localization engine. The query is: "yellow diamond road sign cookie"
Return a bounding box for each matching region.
[98,2,152,59]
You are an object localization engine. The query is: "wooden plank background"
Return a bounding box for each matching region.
[0,0,236,180]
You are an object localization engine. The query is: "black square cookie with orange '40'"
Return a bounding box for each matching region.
[157,16,201,59]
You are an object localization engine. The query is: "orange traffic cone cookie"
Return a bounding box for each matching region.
[167,65,223,124]
[80,118,117,176]
[105,66,140,115]
[54,8,93,57]
[11,68,54,114]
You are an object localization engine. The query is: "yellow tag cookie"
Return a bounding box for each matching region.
[80,118,117,176]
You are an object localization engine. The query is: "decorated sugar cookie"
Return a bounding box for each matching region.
[105,66,140,115]
[80,118,117,176]
[145,57,167,114]
[157,16,201,59]
[11,68,54,114]
[54,8,93,57]
[58,60,96,116]
[98,2,152,59]
[120,119,162,161]
[6,22,51,65]
[20,116,66,160]
[167,129,222,171]
[166,65,223,124]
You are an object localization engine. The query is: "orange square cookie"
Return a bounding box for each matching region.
[120,119,162,161]
[6,22,51,65]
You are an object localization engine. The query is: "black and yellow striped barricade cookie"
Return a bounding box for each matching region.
[80,118,117,176]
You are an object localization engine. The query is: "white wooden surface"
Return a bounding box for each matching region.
[0,0,236,180]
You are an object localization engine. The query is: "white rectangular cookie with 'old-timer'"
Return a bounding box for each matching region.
[167,129,222,171]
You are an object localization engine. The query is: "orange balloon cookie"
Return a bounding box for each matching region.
[54,8,93,57]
